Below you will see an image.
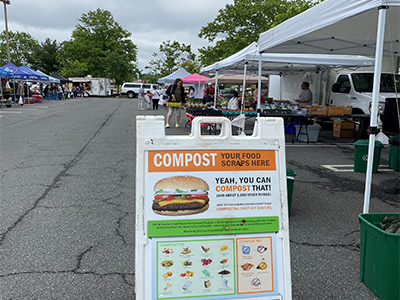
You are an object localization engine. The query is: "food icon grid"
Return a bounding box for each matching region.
[236,237,274,294]
[156,239,236,299]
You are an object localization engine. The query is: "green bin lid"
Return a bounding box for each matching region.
[286,167,296,177]
[353,139,384,148]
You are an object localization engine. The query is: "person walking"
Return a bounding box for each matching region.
[165,78,185,128]
[138,84,145,110]
[151,86,161,110]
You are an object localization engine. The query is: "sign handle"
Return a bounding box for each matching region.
[190,117,232,138]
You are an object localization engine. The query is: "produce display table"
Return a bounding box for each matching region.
[185,107,369,142]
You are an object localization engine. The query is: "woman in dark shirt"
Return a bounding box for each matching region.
[165,78,185,128]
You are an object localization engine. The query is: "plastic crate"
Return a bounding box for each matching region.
[359,213,400,300]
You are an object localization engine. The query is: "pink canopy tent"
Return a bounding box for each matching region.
[181,73,210,83]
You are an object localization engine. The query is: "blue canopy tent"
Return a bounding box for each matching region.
[0,69,14,105]
[0,62,35,80]
[0,62,40,103]
[20,65,49,82]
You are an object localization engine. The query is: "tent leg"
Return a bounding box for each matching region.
[363,6,387,214]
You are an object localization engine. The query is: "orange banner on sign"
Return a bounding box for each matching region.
[148,150,276,172]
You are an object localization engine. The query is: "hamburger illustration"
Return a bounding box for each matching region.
[152,176,210,216]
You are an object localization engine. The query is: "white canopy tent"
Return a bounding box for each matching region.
[157,67,191,85]
[257,0,400,213]
[36,70,60,83]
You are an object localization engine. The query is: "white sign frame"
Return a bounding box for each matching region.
[136,116,291,300]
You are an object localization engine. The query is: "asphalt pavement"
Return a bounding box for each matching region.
[0,97,398,299]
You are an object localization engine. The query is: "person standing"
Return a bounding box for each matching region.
[162,85,169,109]
[79,83,84,98]
[165,78,185,128]
[57,84,63,100]
[205,83,215,103]
[145,90,152,110]
[151,86,161,110]
[72,86,77,98]
[138,84,145,110]
[16,81,24,106]
[253,83,269,107]
[295,82,313,105]
[202,86,207,104]
[189,86,195,98]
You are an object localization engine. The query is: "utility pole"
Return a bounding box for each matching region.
[1,0,11,63]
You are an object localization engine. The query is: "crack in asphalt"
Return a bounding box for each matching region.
[116,212,129,245]
[0,270,135,278]
[290,239,360,252]
[0,103,123,246]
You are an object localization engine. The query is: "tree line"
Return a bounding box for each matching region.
[0,1,320,86]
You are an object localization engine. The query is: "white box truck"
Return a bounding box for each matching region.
[69,76,111,97]
[269,67,399,133]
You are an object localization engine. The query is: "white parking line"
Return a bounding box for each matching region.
[3,108,38,111]
[322,164,393,172]
[0,111,22,114]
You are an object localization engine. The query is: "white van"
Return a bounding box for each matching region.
[121,83,160,98]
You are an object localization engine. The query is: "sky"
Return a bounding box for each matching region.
[2,0,235,72]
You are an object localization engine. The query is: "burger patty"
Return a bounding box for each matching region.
[152,201,208,211]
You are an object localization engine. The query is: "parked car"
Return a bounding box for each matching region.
[121,83,160,98]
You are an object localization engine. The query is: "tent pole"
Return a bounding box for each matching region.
[363,6,387,214]
[214,70,219,108]
[257,52,262,116]
[241,63,248,115]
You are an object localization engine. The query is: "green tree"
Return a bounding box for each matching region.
[57,9,138,79]
[28,38,60,74]
[0,31,39,66]
[148,40,198,77]
[198,0,321,66]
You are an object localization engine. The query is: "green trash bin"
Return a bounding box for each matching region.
[359,213,400,300]
[353,140,383,173]
[389,136,400,172]
[286,168,296,216]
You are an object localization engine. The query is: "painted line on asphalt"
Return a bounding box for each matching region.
[322,164,393,172]
[3,108,38,111]
[0,111,22,114]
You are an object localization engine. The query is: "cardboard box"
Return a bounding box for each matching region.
[310,105,328,116]
[333,120,354,137]
[328,105,353,116]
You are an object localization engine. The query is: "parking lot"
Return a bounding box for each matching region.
[0,97,398,299]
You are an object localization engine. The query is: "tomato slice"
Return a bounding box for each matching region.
[154,195,175,201]
[186,194,209,200]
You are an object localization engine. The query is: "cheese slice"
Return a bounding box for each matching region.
[158,199,207,207]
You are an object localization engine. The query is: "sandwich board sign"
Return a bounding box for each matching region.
[136,116,291,300]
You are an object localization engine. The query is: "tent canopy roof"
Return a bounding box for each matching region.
[157,67,191,84]
[181,73,210,83]
[0,62,36,80]
[200,43,375,75]
[36,70,60,83]
[0,68,14,78]
[258,0,400,57]
[205,74,268,85]
[20,65,49,81]
[50,72,70,83]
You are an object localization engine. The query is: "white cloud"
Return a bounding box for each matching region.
[3,0,233,70]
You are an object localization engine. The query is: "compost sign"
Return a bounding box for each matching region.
[136,116,291,300]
